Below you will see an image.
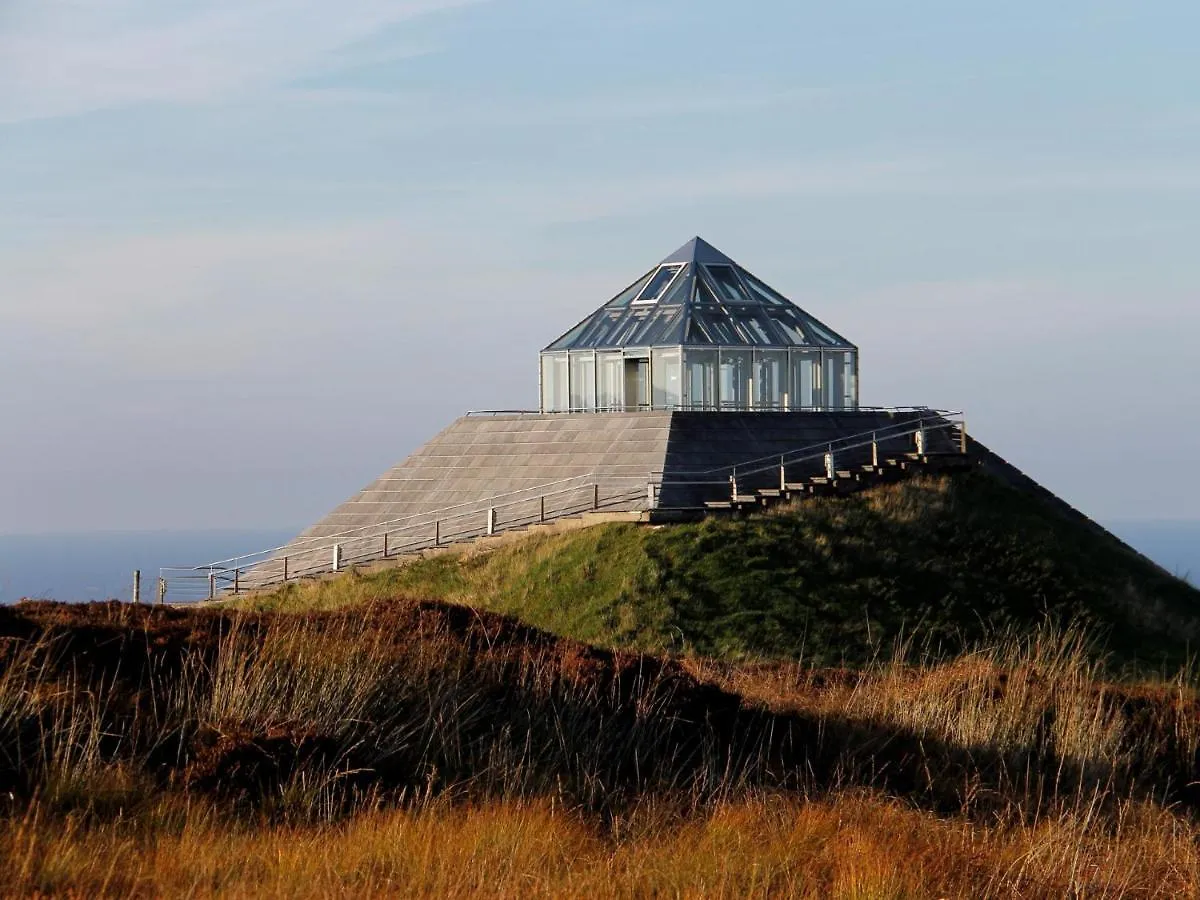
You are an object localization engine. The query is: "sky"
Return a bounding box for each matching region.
[2,0,1199,535]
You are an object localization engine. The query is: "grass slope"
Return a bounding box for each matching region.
[256,473,1200,668]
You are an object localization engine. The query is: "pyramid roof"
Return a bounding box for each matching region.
[543,237,855,352]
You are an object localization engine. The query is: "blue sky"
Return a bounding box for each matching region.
[1,0,1198,533]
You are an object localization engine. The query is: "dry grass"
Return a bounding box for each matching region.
[1,600,1199,897]
[3,792,1198,898]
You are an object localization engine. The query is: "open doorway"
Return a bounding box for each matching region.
[624,356,649,410]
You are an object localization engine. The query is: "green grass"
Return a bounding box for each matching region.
[252,473,1200,668]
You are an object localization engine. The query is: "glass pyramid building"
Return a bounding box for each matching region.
[540,237,859,413]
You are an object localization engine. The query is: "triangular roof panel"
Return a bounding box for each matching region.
[543,237,856,351]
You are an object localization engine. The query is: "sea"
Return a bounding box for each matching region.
[0,522,1196,604]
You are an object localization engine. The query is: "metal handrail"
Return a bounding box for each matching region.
[160,410,966,602]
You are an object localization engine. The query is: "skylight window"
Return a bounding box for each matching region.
[633,265,684,304]
[704,265,750,304]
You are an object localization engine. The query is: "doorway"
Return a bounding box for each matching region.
[623,357,649,410]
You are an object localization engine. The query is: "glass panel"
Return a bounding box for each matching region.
[704,265,751,304]
[597,351,623,410]
[789,349,820,409]
[540,353,569,413]
[803,315,849,347]
[606,270,655,308]
[692,310,741,344]
[754,350,787,410]
[683,348,718,409]
[823,351,848,409]
[684,312,715,344]
[630,305,684,345]
[844,351,858,408]
[651,348,682,409]
[695,279,722,306]
[610,309,651,346]
[729,309,776,345]
[634,265,684,304]
[658,265,694,306]
[569,351,596,411]
[546,318,589,351]
[719,349,753,410]
[768,309,811,345]
[740,272,788,307]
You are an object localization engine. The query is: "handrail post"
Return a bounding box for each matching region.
[208,572,216,601]
[593,483,599,511]
[157,577,166,606]
[647,482,656,507]
[730,469,738,500]
[132,569,141,604]
[540,495,545,523]
[915,422,926,456]
[332,543,342,572]
[435,520,441,546]
[487,507,496,536]
[283,556,289,582]
[960,418,968,455]
[233,568,240,595]
[871,432,878,469]
[825,446,835,480]
[383,533,389,558]
[779,455,785,491]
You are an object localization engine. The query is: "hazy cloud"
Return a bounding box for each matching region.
[0,0,483,122]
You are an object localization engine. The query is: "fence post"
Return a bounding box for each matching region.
[487,507,496,536]
[283,556,289,582]
[825,448,835,480]
[435,520,441,546]
[132,569,141,604]
[539,496,545,523]
[915,423,926,456]
[779,455,786,490]
[233,569,240,595]
[208,572,216,601]
[959,418,968,455]
[593,483,599,511]
[871,432,879,468]
[730,470,738,500]
[157,577,166,606]
[332,543,342,572]
[383,533,389,558]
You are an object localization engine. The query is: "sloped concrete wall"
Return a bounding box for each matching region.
[254,409,957,583]
[256,412,672,580]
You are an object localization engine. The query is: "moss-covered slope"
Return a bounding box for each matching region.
[254,473,1200,668]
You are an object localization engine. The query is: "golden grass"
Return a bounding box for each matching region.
[4,600,1200,898]
[3,792,1197,899]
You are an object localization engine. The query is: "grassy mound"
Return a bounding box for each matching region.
[255,473,1200,668]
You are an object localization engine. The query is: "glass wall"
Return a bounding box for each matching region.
[719,349,753,410]
[683,349,718,409]
[597,351,623,410]
[651,348,682,409]
[820,350,858,409]
[789,350,820,409]
[569,351,596,411]
[540,352,568,413]
[754,350,787,409]
[545,346,856,412]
